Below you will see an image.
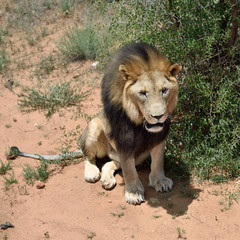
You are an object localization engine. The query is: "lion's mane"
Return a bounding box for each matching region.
[101,43,173,158]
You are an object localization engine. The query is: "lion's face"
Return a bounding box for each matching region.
[130,71,176,132]
[121,64,180,132]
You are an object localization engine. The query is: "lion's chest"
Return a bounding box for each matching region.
[108,120,170,158]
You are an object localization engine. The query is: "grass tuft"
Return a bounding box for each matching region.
[87,231,96,239]
[57,24,100,60]
[0,160,12,175]
[23,160,49,185]
[3,172,18,190]
[110,211,125,218]
[18,81,90,117]
[177,227,186,239]
[38,54,55,75]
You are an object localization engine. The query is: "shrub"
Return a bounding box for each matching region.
[57,24,101,60]
[23,160,49,185]
[18,81,90,117]
[94,0,240,181]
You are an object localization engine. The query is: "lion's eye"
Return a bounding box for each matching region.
[139,91,147,97]
[162,88,168,95]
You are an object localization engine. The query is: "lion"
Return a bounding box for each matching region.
[80,42,181,204]
[8,42,181,205]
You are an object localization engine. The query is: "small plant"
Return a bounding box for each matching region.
[87,231,96,239]
[119,204,126,210]
[97,191,105,196]
[41,26,49,37]
[38,54,55,75]
[58,24,100,60]
[110,211,125,218]
[26,35,37,46]
[211,190,220,196]
[59,0,73,15]
[3,172,18,190]
[177,227,186,239]
[23,160,49,185]
[0,160,12,174]
[220,188,239,212]
[22,164,36,185]
[18,81,90,118]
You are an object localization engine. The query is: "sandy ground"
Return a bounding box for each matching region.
[0,1,239,240]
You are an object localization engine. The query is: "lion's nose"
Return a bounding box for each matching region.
[151,114,164,120]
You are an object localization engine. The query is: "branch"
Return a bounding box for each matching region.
[228,0,239,47]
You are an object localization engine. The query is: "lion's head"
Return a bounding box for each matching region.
[102,43,181,133]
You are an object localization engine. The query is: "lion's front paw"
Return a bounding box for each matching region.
[149,173,174,192]
[84,163,100,183]
[101,175,116,190]
[125,181,145,205]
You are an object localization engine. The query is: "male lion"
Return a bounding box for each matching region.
[8,43,181,205]
[80,42,181,204]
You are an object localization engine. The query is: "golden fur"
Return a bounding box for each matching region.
[80,43,181,205]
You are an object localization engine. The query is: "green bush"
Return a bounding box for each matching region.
[18,81,90,117]
[57,24,101,60]
[23,160,49,185]
[94,0,240,182]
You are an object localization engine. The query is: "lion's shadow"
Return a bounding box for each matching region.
[139,167,202,217]
[97,158,201,217]
[116,166,201,217]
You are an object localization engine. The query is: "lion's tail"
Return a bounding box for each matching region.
[7,146,83,161]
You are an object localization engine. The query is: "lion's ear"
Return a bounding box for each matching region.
[119,64,129,81]
[168,63,181,77]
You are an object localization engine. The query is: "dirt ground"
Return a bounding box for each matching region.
[0,1,239,240]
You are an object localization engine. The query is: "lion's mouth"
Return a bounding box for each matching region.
[144,121,164,133]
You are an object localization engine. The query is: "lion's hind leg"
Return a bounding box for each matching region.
[101,161,121,190]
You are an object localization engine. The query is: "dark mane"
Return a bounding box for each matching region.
[101,42,170,158]
[116,42,152,64]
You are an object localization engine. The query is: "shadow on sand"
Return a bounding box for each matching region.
[97,157,201,217]
[139,166,202,217]
[116,165,201,218]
